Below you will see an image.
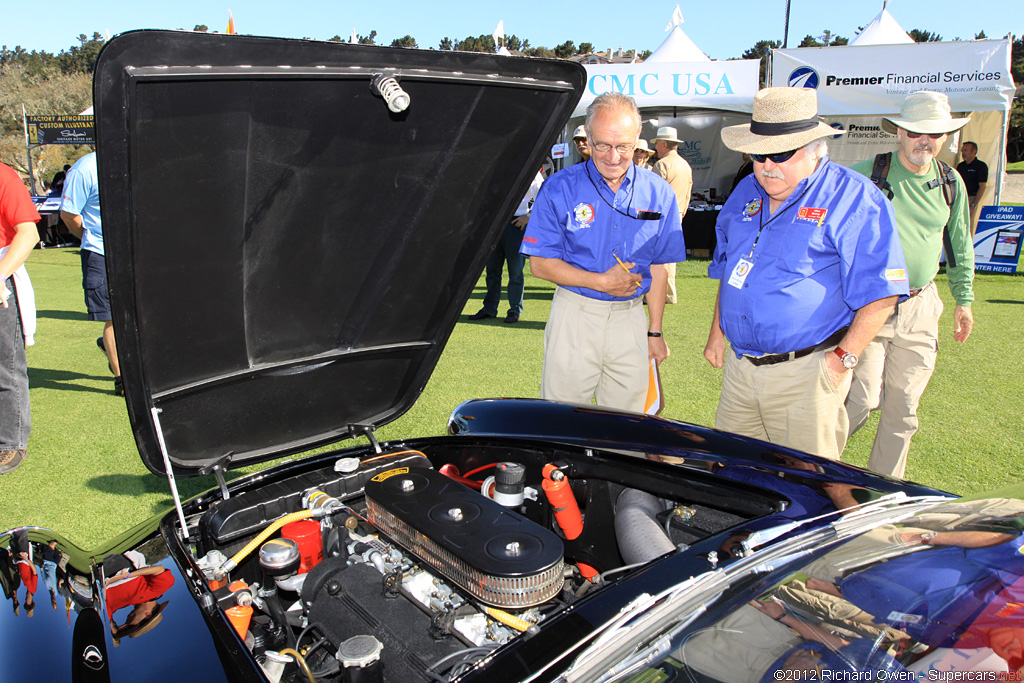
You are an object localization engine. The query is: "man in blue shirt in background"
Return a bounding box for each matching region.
[704,88,909,459]
[61,152,122,396]
[522,92,685,412]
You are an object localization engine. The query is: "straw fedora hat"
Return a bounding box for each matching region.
[634,139,652,154]
[721,87,842,154]
[653,126,683,144]
[881,91,969,136]
[572,124,587,140]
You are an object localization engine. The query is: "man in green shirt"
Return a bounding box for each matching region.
[847,91,975,479]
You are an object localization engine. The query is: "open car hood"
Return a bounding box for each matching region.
[94,30,585,476]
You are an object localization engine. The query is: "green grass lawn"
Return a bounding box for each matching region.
[2,248,1022,549]
[1006,161,1024,173]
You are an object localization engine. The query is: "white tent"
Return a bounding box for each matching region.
[849,8,914,46]
[568,13,758,194]
[769,39,1015,208]
[646,26,710,63]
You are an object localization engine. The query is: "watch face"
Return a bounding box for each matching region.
[841,353,859,370]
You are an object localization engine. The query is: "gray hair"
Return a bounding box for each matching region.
[585,92,642,137]
[804,138,828,160]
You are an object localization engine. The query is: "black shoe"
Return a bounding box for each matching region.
[468,310,496,321]
[0,449,25,475]
[114,377,125,396]
[504,312,520,324]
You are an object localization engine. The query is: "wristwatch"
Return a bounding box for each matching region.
[834,346,858,370]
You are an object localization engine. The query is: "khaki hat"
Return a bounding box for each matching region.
[572,124,587,140]
[721,87,843,154]
[653,126,683,143]
[634,139,652,154]
[881,91,969,136]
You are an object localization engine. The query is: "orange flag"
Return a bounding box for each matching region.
[226,10,236,35]
[644,358,663,415]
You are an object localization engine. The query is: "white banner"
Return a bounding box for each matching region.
[574,60,760,117]
[771,40,1014,115]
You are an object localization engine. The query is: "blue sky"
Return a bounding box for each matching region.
[4,0,1021,61]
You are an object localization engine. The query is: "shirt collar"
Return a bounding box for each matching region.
[586,158,634,200]
[753,154,831,208]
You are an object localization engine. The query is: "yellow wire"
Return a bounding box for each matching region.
[279,647,316,683]
[482,606,532,632]
[225,509,314,570]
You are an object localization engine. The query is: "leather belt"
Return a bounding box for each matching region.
[908,281,934,298]
[744,327,848,367]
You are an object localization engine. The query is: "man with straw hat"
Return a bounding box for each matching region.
[651,126,693,305]
[847,91,975,479]
[704,87,909,460]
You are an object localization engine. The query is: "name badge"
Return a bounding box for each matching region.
[727,258,754,289]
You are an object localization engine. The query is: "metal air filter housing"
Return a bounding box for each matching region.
[365,467,564,608]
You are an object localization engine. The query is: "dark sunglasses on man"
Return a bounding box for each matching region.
[750,149,798,164]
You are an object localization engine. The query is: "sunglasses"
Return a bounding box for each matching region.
[750,149,798,164]
[905,131,945,140]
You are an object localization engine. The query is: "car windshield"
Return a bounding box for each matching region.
[560,496,1024,683]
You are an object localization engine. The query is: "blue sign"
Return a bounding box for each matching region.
[974,206,1024,273]
[788,67,819,89]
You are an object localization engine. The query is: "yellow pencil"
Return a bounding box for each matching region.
[613,253,642,286]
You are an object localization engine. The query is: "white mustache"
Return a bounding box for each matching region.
[760,169,785,180]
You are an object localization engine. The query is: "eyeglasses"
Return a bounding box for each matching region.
[574,138,588,145]
[905,131,945,140]
[750,149,798,164]
[591,142,636,155]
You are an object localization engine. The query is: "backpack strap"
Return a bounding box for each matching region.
[870,152,894,200]
[926,160,960,269]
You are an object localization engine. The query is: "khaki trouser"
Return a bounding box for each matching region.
[846,282,942,478]
[664,261,677,304]
[540,287,648,412]
[715,347,852,460]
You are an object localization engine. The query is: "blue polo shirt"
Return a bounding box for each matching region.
[709,157,908,358]
[521,160,685,300]
[61,152,103,255]
[838,533,1024,647]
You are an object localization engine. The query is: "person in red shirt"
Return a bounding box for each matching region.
[105,564,175,641]
[0,163,39,475]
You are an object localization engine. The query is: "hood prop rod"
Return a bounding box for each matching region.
[151,407,190,540]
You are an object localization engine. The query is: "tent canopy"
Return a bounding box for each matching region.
[647,26,710,63]
[849,8,914,46]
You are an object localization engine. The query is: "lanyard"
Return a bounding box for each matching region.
[584,163,662,221]
[743,165,821,260]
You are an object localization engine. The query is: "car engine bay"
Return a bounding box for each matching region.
[179,443,781,682]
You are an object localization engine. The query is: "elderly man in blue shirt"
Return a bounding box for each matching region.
[522,92,685,412]
[704,88,909,459]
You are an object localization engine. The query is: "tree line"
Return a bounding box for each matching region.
[2,28,1022,184]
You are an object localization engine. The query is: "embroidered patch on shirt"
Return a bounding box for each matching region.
[573,203,595,224]
[996,602,1024,618]
[522,235,538,244]
[797,206,828,226]
[742,199,762,218]
[885,268,908,282]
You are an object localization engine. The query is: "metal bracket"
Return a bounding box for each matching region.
[350,424,382,454]
[199,455,233,500]
[150,407,190,540]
